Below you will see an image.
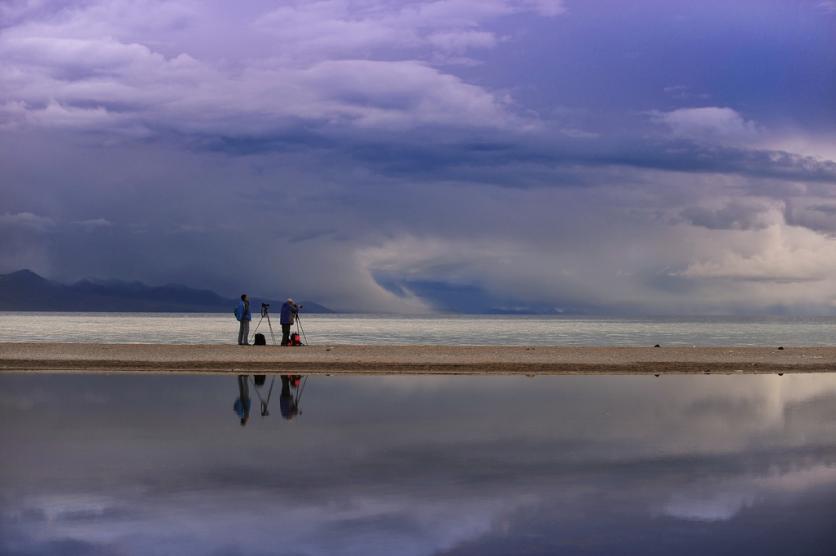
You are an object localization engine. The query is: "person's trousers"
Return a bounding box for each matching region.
[238,320,250,345]
[281,324,291,346]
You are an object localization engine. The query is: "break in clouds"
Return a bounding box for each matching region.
[1,0,836,313]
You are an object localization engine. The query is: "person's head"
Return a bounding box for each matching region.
[241,294,248,301]
[287,297,294,304]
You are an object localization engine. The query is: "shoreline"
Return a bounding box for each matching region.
[1,343,835,374]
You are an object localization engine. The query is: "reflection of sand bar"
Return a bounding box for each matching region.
[1,343,835,374]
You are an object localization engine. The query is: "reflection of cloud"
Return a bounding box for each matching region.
[3,374,836,554]
[662,464,836,522]
[784,392,836,426]
[663,491,754,522]
[9,490,532,556]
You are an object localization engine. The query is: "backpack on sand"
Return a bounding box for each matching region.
[253,333,266,346]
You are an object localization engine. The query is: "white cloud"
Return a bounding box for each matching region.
[254,0,564,57]
[0,211,55,231]
[520,0,566,16]
[816,1,836,13]
[0,0,563,138]
[72,218,113,230]
[654,106,761,144]
[426,30,498,52]
[764,132,836,163]
[677,218,836,284]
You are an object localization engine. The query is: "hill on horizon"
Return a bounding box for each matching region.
[0,270,333,313]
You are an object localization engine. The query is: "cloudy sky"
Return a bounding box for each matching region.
[2,0,835,313]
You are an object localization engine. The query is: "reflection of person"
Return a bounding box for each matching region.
[280,298,298,346]
[235,294,252,345]
[233,375,251,426]
[280,375,301,419]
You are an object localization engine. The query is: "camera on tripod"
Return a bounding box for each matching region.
[261,303,270,317]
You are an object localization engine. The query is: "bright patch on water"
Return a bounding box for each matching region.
[3,312,836,345]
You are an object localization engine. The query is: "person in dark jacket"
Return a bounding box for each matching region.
[280,298,298,346]
[236,294,252,345]
[279,374,301,419]
[233,375,251,426]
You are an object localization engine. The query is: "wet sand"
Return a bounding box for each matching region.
[1,343,835,374]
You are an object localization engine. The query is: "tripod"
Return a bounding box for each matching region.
[251,303,277,345]
[295,311,309,346]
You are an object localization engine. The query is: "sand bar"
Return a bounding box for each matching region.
[1,343,836,374]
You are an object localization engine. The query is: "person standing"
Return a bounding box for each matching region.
[235,294,252,345]
[280,298,298,346]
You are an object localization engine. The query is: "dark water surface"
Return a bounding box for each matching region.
[1,373,835,555]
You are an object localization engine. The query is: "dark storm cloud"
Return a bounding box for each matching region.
[343,137,836,185]
[784,201,836,234]
[679,202,772,231]
[189,125,836,193]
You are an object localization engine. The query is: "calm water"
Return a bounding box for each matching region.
[2,312,836,345]
[1,373,835,555]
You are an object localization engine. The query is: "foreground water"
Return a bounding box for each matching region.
[3,312,836,345]
[1,373,835,555]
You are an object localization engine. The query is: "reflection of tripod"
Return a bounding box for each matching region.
[254,374,308,418]
[255,375,275,416]
[252,303,277,345]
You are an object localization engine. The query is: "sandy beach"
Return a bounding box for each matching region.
[1,343,835,374]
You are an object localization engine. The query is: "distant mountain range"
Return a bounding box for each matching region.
[0,270,332,313]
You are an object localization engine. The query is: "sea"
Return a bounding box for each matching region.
[2,311,836,346]
[2,313,836,554]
